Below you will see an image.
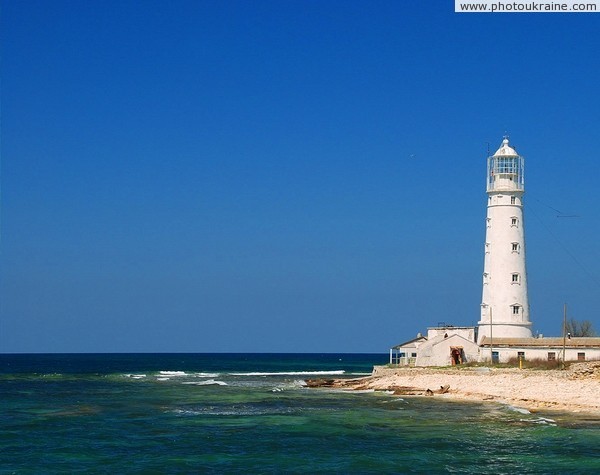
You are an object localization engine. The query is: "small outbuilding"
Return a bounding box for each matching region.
[415,333,480,367]
[389,334,427,366]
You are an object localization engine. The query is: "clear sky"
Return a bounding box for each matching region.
[1,1,599,353]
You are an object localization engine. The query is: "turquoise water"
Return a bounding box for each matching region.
[1,354,599,473]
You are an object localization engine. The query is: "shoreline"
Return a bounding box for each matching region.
[306,362,600,415]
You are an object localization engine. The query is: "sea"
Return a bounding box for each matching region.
[1,353,599,474]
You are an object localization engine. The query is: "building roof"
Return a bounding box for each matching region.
[480,337,600,348]
[493,137,518,157]
[391,336,427,350]
[426,325,476,331]
[426,333,473,346]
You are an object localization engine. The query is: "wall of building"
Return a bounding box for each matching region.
[416,335,480,367]
[427,327,476,341]
[481,347,600,364]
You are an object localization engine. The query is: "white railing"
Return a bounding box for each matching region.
[389,356,416,366]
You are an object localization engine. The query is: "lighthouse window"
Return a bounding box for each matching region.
[496,157,518,174]
[511,243,520,253]
[512,305,520,315]
[511,217,518,227]
[486,218,492,228]
[511,196,516,204]
[511,273,520,283]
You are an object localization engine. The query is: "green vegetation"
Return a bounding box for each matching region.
[460,359,565,370]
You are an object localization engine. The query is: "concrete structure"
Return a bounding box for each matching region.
[478,138,532,341]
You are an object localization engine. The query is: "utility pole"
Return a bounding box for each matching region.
[490,307,493,364]
[562,303,567,369]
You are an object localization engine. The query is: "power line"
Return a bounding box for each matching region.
[526,198,600,290]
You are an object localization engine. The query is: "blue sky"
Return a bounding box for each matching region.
[2,1,599,353]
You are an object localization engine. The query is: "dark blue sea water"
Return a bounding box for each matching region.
[1,353,599,474]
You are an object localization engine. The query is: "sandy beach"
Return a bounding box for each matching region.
[307,362,600,414]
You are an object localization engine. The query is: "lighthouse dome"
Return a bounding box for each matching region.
[493,138,518,157]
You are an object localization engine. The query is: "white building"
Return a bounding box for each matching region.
[389,334,426,366]
[414,325,480,367]
[390,138,600,366]
[478,138,532,341]
[480,337,600,364]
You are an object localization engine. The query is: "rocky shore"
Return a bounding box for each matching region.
[306,361,600,414]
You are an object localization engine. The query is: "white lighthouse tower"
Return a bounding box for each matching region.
[478,137,532,342]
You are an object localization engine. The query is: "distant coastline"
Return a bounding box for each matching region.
[307,362,600,415]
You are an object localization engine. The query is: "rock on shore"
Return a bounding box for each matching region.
[306,362,600,414]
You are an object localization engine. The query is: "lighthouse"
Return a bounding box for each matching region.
[478,137,532,342]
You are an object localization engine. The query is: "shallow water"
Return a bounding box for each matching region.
[1,353,599,473]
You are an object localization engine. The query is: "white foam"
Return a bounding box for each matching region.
[229,370,345,376]
[191,372,220,378]
[271,378,310,392]
[159,371,187,376]
[124,374,146,379]
[157,377,170,381]
[382,398,405,403]
[181,379,227,386]
[507,405,531,415]
[172,406,295,417]
[537,416,556,423]
[520,416,557,426]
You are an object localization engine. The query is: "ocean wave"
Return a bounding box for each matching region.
[271,380,307,392]
[155,371,220,378]
[505,405,531,415]
[519,416,557,426]
[172,406,297,417]
[181,380,228,386]
[228,370,345,376]
[123,374,147,379]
